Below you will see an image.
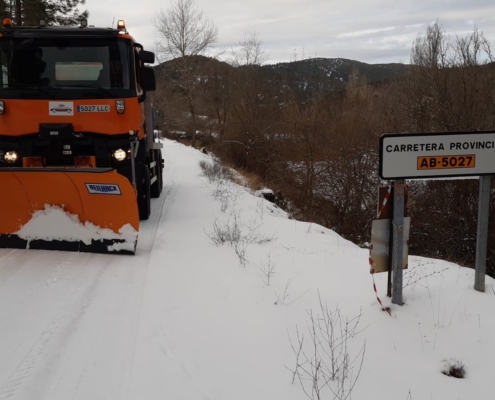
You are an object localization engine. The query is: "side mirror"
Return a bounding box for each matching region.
[141,66,156,92]
[139,50,155,64]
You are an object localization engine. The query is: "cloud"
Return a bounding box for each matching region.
[337,27,397,39]
[85,0,495,64]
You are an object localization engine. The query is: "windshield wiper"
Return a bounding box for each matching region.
[56,84,116,98]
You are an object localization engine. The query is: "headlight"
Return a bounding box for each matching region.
[0,100,5,115]
[4,151,18,163]
[113,149,127,161]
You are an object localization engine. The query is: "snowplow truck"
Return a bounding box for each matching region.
[0,19,163,255]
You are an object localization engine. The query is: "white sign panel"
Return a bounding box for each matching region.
[49,101,74,116]
[380,132,495,179]
[85,183,122,195]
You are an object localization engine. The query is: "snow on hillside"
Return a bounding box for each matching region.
[0,139,494,400]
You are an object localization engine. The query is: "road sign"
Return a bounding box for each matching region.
[379,131,495,179]
[370,217,410,273]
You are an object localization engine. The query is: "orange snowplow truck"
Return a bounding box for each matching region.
[0,19,163,255]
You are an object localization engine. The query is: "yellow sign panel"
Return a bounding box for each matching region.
[417,154,476,170]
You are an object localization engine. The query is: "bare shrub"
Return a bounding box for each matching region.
[199,159,232,183]
[211,180,241,212]
[206,210,276,266]
[403,261,449,290]
[274,274,311,306]
[199,158,243,212]
[207,214,242,246]
[258,252,276,285]
[441,358,466,378]
[274,278,292,305]
[288,294,367,400]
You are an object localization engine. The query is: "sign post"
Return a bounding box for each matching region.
[475,175,491,292]
[391,180,405,305]
[371,186,410,298]
[380,131,495,295]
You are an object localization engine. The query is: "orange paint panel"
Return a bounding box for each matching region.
[68,171,139,232]
[23,157,44,167]
[0,98,144,136]
[0,172,33,231]
[75,156,97,167]
[0,169,139,234]
[24,156,101,168]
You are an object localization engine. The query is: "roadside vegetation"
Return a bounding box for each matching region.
[153,3,495,278]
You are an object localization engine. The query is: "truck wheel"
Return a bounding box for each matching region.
[151,150,163,198]
[138,166,151,220]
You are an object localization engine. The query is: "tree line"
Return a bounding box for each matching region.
[0,0,87,26]
[154,1,495,277]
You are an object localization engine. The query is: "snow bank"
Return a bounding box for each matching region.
[15,204,137,251]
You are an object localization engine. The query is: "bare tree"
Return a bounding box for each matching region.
[154,0,217,60]
[411,20,450,69]
[154,0,218,147]
[231,31,269,67]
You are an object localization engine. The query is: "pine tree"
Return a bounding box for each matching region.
[43,0,89,26]
[1,0,88,26]
[0,1,11,20]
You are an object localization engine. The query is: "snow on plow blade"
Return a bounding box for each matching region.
[0,168,139,255]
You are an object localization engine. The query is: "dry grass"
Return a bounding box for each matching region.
[225,164,265,191]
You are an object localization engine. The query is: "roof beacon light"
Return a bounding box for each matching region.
[3,18,12,28]
[81,19,88,28]
[39,19,46,27]
[117,20,126,30]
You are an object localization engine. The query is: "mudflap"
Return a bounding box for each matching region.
[0,168,139,255]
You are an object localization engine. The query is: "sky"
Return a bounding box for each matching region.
[1,138,495,399]
[85,0,495,64]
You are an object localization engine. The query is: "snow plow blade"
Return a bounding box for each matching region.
[0,168,139,255]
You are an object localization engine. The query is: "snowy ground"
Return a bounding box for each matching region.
[0,139,494,400]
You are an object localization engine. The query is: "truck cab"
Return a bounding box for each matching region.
[0,18,163,221]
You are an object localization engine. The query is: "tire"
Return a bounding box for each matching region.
[150,150,163,198]
[138,165,151,220]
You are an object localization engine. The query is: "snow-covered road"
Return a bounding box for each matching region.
[0,182,168,400]
[1,139,495,400]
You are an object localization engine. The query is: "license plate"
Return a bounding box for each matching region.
[77,105,110,113]
[417,154,476,170]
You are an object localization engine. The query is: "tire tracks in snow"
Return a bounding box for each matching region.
[0,253,101,400]
[0,188,172,400]
[118,182,178,400]
[71,190,172,400]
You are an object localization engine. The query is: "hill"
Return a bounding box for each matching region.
[263,57,411,90]
[155,56,412,93]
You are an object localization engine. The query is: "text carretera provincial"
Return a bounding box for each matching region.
[386,141,495,152]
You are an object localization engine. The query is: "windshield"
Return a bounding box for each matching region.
[0,37,133,94]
